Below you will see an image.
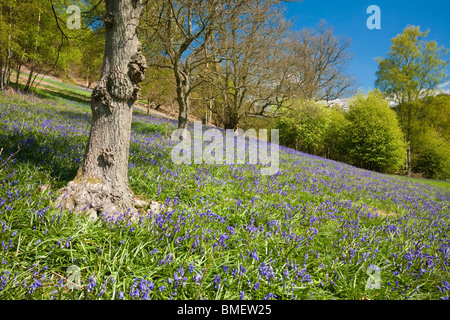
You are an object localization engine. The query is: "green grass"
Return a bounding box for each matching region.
[412,178,450,189]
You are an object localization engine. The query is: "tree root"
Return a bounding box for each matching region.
[54,180,160,222]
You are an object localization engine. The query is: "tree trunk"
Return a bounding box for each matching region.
[24,10,41,93]
[0,55,11,90]
[23,68,34,93]
[407,142,412,177]
[0,59,5,89]
[406,105,412,177]
[177,90,190,129]
[175,69,190,129]
[55,0,147,220]
[15,64,22,89]
[224,106,239,130]
[29,67,42,91]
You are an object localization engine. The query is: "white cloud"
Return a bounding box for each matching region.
[438,81,450,94]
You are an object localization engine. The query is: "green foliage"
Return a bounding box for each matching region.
[277,100,330,155]
[376,25,448,105]
[0,0,107,90]
[375,25,448,175]
[140,63,176,110]
[322,107,348,161]
[414,94,450,141]
[343,91,406,173]
[276,100,348,161]
[412,127,450,180]
[76,31,104,87]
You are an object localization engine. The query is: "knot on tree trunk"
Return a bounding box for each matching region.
[104,12,115,28]
[100,147,115,166]
[128,50,147,85]
[92,84,113,113]
[132,0,142,9]
[107,71,133,101]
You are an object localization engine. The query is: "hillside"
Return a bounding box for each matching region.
[10,68,191,123]
[0,86,449,300]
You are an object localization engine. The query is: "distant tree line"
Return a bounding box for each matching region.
[276,26,449,179]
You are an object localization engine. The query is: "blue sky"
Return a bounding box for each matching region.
[284,0,450,93]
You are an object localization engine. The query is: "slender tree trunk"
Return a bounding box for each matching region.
[15,64,22,89]
[55,0,147,220]
[0,59,4,89]
[6,12,12,86]
[29,67,42,91]
[23,68,34,93]
[6,65,11,85]
[0,7,4,89]
[0,49,11,89]
[406,105,412,177]
[406,141,412,177]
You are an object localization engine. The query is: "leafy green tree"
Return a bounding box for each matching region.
[276,100,349,160]
[409,94,450,179]
[343,91,406,173]
[412,127,450,179]
[415,94,450,141]
[375,25,448,176]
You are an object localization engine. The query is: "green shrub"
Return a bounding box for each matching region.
[412,127,450,179]
[322,107,348,161]
[276,100,330,155]
[343,90,406,173]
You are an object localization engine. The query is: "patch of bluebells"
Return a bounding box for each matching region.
[129,277,155,300]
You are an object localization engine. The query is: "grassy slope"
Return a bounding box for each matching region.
[0,82,449,300]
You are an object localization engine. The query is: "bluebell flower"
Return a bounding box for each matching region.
[213,274,221,289]
[193,274,202,285]
[28,278,42,295]
[265,293,277,300]
[87,274,96,293]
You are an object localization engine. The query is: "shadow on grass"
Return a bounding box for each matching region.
[0,95,87,185]
[0,112,171,190]
[16,83,91,105]
[0,129,82,186]
[56,108,92,124]
[1,84,174,190]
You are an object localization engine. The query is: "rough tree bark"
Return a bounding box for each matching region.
[174,65,191,129]
[55,0,147,220]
